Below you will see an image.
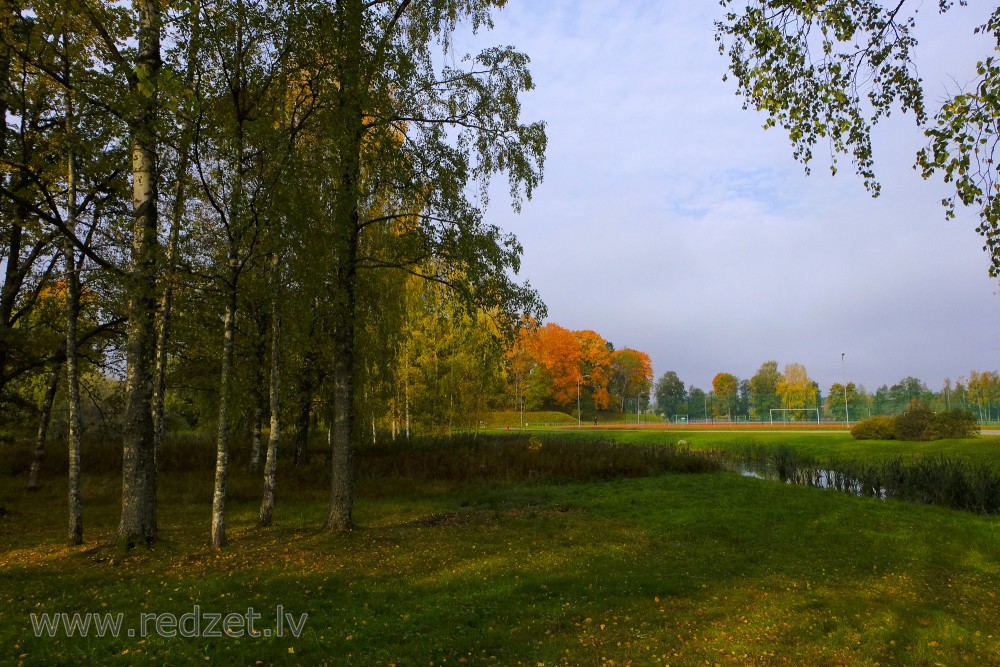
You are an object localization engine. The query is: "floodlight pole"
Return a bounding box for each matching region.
[522,366,534,429]
[842,353,850,427]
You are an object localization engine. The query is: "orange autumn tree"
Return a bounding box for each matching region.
[507,318,542,411]
[575,329,612,409]
[532,323,583,407]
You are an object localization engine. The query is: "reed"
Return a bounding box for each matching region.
[354,434,721,483]
[727,445,1000,515]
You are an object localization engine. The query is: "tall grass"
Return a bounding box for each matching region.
[715,441,1000,515]
[356,434,720,482]
[4,433,721,495]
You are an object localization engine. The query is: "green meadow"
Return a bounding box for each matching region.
[2,432,1000,665]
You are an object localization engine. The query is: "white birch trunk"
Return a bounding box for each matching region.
[260,266,280,527]
[250,403,263,470]
[63,62,83,545]
[404,341,410,439]
[65,233,83,546]
[117,0,162,548]
[26,365,61,492]
[211,280,237,549]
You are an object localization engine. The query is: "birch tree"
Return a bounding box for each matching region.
[57,0,168,547]
[25,364,60,491]
[68,0,204,547]
[153,0,203,456]
[61,26,84,545]
[113,0,163,547]
[3,4,123,534]
[258,253,281,527]
[0,9,63,414]
[777,362,815,413]
[312,0,546,531]
[192,0,307,548]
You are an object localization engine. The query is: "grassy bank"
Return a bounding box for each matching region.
[477,411,579,428]
[482,412,666,429]
[2,435,1000,665]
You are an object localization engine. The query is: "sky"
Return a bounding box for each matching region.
[453,2,1000,394]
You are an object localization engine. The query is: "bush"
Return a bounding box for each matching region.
[850,408,980,441]
[933,409,980,439]
[850,416,897,440]
[895,405,937,441]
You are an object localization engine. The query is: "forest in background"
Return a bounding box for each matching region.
[653,365,1000,424]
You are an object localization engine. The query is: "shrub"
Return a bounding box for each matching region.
[895,405,937,441]
[850,408,980,441]
[933,409,980,439]
[850,416,897,440]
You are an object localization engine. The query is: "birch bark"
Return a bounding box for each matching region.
[117,0,163,547]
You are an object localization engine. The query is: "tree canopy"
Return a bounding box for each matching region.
[717,0,1000,277]
[1,0,547,543]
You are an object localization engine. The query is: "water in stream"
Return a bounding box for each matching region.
[729,459,887,500]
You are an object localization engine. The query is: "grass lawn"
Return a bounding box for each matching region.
[2,435,1000,665]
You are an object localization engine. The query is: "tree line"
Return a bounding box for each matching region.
[1,0,545,548]
[654,363,1000,423]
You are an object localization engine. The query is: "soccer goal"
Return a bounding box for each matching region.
[769,408,820,425]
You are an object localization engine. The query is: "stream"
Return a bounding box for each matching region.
[727,459,888,500]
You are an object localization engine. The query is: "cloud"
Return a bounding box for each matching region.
[454,2,1000,392]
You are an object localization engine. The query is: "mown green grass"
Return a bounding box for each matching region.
[2,435,1000,665]
[478,411,579,428]
[485,411,666,428]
